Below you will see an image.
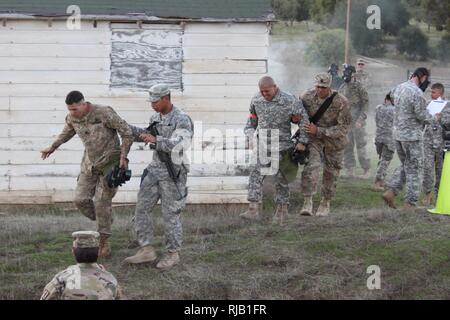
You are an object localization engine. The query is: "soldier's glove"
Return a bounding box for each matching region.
[106,165,132,188]
[291,148,310,166]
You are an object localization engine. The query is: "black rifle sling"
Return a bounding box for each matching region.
[309,92,338,125]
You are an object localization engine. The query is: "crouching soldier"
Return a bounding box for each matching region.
[40,91,134,258]
[124,84,193,270]
[40,231,123,300]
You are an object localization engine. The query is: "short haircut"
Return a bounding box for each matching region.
[73,247,98,263]
[431,83,445,93]
[65,91,85,105]
[258,76,276,87]
[412,67,430,79]
[385,92,393,104]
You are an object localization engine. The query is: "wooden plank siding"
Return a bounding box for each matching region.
[0,20,269,204]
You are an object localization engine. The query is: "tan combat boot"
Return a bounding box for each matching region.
[422,193,433,207]
[124,245,157,264]
[402,202,416,212]
[382,190,397,209]
[156,251,180,270]
[315,199,330,217]
[98,233,111,258]
[239,202,260,220]
[272,204,288,226]
[300,196,313,216]
[360,169,371,179]
[372,179,385,192]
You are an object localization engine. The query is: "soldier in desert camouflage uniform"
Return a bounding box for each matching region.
[373,93,396,191]
[41,91,133,258]
[355,58,371,89]
[300,73,351,217]
[422,83,448,206]
[40,231,122,300]
[383,68,432,210]
[124,84,193,270]
[339,65,371,178]
[240,76,309,225]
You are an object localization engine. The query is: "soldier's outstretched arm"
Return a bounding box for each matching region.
[414,93,432,124]
[156,115,194,153]
[41,116,76,160]
[244,101,258,149]
[292,98,309,145]
[103,107,134,160]
[317,99,352,139]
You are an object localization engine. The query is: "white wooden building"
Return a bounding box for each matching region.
[0,0,274,204]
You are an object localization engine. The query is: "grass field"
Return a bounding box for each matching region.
[1,174,449,300]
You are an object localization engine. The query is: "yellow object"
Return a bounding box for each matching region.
[429,152,450,215]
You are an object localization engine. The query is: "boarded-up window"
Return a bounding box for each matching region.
[110,24,182,91]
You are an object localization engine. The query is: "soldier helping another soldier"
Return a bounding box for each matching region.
[41,91,133,258]
[124,84,193,271]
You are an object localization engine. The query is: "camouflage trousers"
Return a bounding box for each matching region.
[301,140,345,200]
[388,141,424,205]
[422,141,444,195]
[74,171,118,235]
[134,168,187,252]
[375,142,395,181]
[344,126,371,171]
[247,156,290,205]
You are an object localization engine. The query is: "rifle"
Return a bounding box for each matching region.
[146,122,185,200]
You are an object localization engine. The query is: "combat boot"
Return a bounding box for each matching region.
[98,233,111,258]
[422,193,433,207]
[382,190,397,209]
[272,204,288,226]
[372,179,385,192]
[239,202,260,220]
[124,245,157,264]
[315,199,330,217]
[360,169,371,179]
[300,196,313,216]
[156,251,180,270]
[401,202,416,212]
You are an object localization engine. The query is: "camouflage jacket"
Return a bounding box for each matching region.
[40,263,122,300]
[440,101,450,135]
[424,99,447,150]
[375,103,395,150]
[391,80,431,141]
[355,70,371,88]
[338,81,369,126]
[130,105,194,174]
[51,103,133,174]
[244,89,309,152]
[301,89,351,150]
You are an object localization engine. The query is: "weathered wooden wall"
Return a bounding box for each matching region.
[0,20,269,204]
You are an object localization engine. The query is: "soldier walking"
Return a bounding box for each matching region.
[40,91,133,257]
[383,68,432,210]
[40,231,123,300]
[124,84,193,270]
[240,76,309,224]
[300,74,351,216]
[339,65,371,178]
[373,93,396,191]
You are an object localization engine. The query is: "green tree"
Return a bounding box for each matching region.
[272,0,299,26]
[396,25,430,60]
[436,33,450,62]
[304,29,354,66]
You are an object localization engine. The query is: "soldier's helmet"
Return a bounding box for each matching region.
[147,84,171,102]
[314,73,331,88]
[72,231,100,248]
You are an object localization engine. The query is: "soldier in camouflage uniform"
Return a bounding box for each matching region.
[41,91,133,258]
[124,84,193,270]
[383,68,432,210]
[355,58,371,89]
[300,74,352,216]
[339,65,371,178]
[373,93,396,191]
[240,76,309,225]
[422,83,447,206]
[40,231,122,300]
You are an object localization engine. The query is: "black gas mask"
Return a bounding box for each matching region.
[328,63,339,78]
[412,68,431,92]
[342,65,356,83]
[418,77,431,92]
